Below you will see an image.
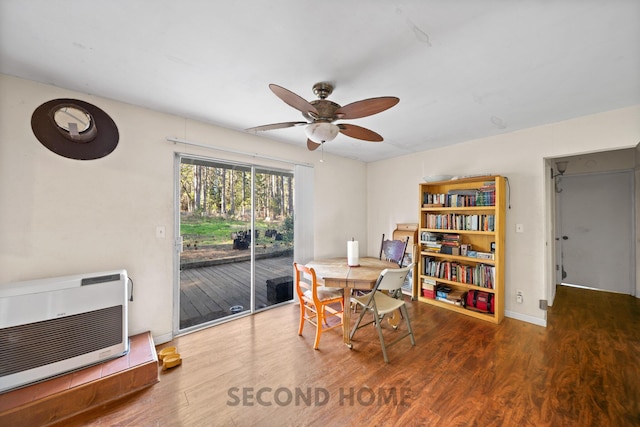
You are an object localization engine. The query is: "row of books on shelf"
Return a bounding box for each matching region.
[422,256,496,288]
[420,232,495,259]
[422,184,496,208]
[422,282,496,315]
[422,232,459,253]
[422,246,495,260]
[423,213,496,232]
[421,280,465,305]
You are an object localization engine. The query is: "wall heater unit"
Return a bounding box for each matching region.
[0,270,129,393]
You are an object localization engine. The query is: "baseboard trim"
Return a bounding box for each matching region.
[505,310,547,327]
[152,332,173,345]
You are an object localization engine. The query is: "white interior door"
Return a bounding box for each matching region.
[557,170,634,294]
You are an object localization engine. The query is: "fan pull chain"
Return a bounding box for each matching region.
[320,142,324,162]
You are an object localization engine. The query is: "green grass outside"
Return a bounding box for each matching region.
[180,215,287,246]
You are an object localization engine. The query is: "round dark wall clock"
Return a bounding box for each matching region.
[31,98,119,160]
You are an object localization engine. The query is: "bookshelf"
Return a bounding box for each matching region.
[418,175,505,323]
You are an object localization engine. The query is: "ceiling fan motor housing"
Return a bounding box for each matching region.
[304,99,340,121]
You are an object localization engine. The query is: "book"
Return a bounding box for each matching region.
[446,290,465,302]
[436,296,462,306]
[422,278,436,291]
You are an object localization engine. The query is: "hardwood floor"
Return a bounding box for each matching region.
[54,285,640,426]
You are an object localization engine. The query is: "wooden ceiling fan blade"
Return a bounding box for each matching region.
[338,124,384,142]
[246,121,307,132]
[269,84,319,116]
[334,97,399,119]
[306,139,322,151]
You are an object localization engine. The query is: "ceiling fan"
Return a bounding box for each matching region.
[246,82,399,151]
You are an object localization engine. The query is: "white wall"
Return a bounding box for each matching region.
[0,74,368,342]
[2,73,638,335]
[367,105,640,326]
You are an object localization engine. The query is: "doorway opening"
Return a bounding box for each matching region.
[546,148,637,310]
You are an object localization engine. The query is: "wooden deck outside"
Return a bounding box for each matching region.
[179,254,294,329]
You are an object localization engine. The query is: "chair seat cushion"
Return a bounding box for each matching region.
[304,286,343,302]
[353,291,405,314]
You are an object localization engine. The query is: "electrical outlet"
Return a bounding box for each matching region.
[516,290,523,304]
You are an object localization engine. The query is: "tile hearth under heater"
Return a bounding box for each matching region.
[0,332,158,426]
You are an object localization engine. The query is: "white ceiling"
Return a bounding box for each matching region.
[1,1,638,163]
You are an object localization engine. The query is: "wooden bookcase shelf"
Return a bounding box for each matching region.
[417,175,506,324]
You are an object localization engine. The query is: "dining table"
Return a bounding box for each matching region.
[305,256,399,348]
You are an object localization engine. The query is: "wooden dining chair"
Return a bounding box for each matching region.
[350,234,409,314]
[349,265,415,363]
[379,234,409,267]
[377,234,410,302]
[293,263,344,350]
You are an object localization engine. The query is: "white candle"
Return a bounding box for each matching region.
[347,240,359,266]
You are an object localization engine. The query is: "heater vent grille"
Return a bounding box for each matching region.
[0,306,123,377]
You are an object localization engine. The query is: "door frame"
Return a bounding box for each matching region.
[172,152,299,336]
[545,156,637,311]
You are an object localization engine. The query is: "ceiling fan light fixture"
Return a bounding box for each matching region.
[305,122,339,143]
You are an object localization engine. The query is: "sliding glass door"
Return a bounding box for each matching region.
[176,155,294,332]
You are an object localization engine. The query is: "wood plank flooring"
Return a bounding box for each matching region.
[53,285,640,427]
[180,255,293,328]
